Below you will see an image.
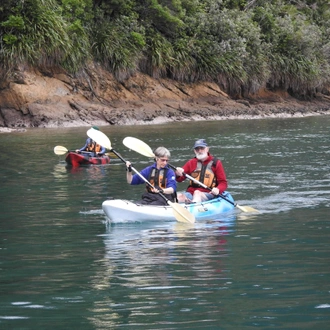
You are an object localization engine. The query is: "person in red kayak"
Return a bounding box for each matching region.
[75,126,106,157]
[175,138,228,203]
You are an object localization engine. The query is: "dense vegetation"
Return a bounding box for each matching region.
[1,0,330,98]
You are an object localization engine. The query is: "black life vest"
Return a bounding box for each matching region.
[147,167,168,192]
[145,167,177,202]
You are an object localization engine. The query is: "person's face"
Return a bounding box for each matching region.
[194,146,209,160]
[156,156,169,168]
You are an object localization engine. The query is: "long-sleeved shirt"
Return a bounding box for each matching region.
[131,163,177,191]
[79,138,106,155]
[176,154,227,194]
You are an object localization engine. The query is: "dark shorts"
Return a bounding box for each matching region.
[137,192,176,206]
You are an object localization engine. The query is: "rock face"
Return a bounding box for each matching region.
[1,66,330,129]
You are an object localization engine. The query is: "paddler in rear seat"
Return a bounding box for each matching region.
[125,147,177,205]
[175,138,228,203]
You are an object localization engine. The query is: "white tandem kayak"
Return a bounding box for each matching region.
[102,192,236,222]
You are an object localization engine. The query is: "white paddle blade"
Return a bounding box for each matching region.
[87,128,111,150]
[54,146,68,155]
[236,204,259,213]
[123,137,155,158]
[168,201,195,224]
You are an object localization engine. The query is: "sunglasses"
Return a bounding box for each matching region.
[194,147,206,151]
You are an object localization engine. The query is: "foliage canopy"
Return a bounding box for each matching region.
[1,0,330,97]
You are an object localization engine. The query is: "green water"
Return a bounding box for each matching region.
[1,116,329,329]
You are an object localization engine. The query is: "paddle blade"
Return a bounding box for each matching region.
[123,137,155,158]
[168,201,195,223]
[236,204,259,213]
[87,128,111,150]
[106,151,119,158]
[54,145,68,155]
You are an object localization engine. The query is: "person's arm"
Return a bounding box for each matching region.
[128,164,152,185]
[126,161,133,183]
[96,145,106,156]
[214,160,228,194]
[98,145,106,155]
[175,160,193,182]
[76,138,89,153]
[162,168,176,195]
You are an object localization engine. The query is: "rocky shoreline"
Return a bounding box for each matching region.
[1,68,330,133]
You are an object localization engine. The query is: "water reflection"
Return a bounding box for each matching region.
[52,163,68,180]
[87,218,236,327]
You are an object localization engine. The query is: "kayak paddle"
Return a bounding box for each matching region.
[87,129,195,224]
[53,145,117,158]
[54,145,70,155]
[53,146,94,156]
[122,136,259,213]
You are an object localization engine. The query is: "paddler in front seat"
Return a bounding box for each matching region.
[75,126,106,157]
[125,147,177,205]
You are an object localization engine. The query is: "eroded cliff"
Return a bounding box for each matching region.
[1,65,330,131]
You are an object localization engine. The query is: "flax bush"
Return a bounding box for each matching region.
[253,1,329,97]
[1,0,330,97]
[91,12,146,80]
[59,0,94,72]
[0,0,76,75]
[139,30,174,78]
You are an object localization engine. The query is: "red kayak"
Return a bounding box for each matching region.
[65,152,110,167]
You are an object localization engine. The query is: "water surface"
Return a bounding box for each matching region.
[1,116,329,329]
